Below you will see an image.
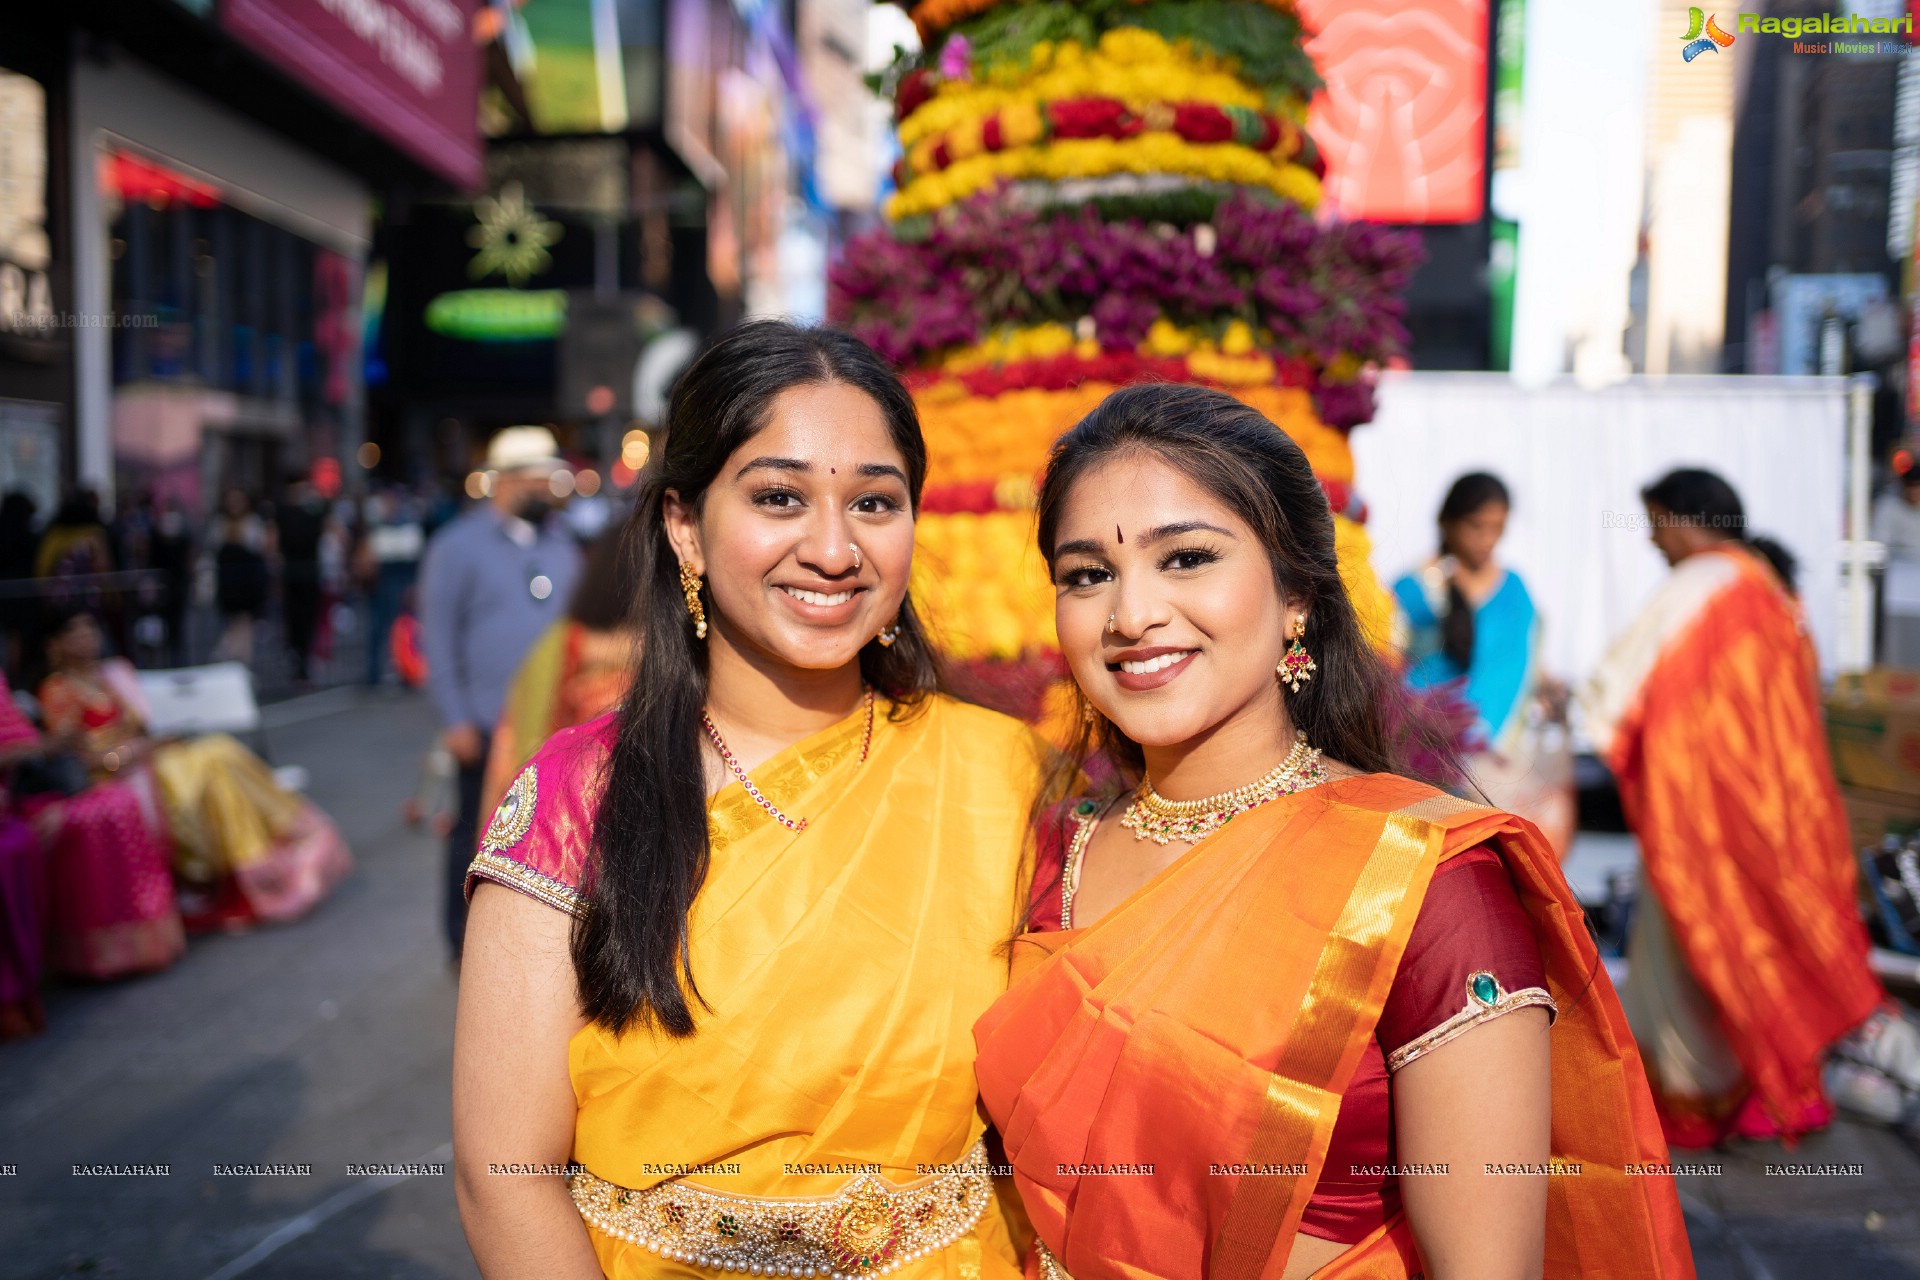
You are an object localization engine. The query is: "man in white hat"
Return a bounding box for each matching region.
[419,426,584,958]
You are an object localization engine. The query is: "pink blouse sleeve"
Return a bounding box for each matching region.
[463,713,613,918]
[1378,845,1556,1072]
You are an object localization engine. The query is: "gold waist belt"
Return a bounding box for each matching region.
[568,1139,991,1277]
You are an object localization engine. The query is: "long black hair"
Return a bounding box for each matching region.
[1435,472,1510,672]
[1640,466,1796,593]
[575,320,943,1036]
[1031,384,1456,825]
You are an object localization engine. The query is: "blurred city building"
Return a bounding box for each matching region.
[371,0,883,484]
[7,0,485,514]
[4,0,877,506]
[1724,0,1904,444]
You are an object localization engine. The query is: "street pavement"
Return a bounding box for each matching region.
[2,689,477,1280]
[3,687,1920,1278]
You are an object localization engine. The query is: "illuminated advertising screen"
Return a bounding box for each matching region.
[1298,0,1489,224]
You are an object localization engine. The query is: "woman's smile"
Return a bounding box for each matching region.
[773,580,867,621]
[1109,646,1199,691]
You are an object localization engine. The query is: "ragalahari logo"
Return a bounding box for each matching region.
[1681,8,1736,60]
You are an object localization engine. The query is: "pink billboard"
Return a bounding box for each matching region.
[223,0,484,191]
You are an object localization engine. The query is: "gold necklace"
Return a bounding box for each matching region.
[1120,730,1327,845]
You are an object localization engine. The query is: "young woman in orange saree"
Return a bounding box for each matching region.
[973,386,1694,1279]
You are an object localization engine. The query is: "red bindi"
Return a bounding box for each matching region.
[1116,524,1124,544]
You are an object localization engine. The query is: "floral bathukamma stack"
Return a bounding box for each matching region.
[830,0,1420,720]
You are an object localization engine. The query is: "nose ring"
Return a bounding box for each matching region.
[850,542,862,571]
[1106,613,1116,635]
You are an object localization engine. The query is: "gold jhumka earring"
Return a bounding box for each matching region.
[679,561,708,640]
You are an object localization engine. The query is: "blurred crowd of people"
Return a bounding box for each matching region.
[0,433,639,1037]
[0,474,471,697]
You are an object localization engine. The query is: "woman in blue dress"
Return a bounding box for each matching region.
[1393,473,1574,854]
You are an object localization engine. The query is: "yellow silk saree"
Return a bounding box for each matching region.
[468,693,1047,1279]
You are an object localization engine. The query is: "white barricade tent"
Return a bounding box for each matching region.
[1354,373,1850,723]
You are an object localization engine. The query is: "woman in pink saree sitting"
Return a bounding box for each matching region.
[38,608,351,937]
[29,612,184,978]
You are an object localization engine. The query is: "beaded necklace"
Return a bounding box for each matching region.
[700,687,876,833]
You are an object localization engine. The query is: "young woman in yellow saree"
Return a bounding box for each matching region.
[452,321,1045,1279]
[973,386,1694,1279]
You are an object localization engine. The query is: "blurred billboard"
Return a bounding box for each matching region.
[222,0,485,190]
[1299,0,1489,224]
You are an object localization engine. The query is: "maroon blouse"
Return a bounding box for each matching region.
[1027,802,1550,1244]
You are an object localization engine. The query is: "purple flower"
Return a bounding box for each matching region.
[825,187,1422,388]
[937,35,972,82]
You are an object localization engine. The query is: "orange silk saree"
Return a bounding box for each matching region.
[1582,544,1883,1141]
[973,774,1692,1279]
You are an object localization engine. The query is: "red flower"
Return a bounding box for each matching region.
[921,480,1002,514]
[1171,103,1234,145]
[896,68,935,123]
[1048,99,1138,140]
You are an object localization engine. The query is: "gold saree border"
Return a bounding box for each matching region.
[1207,807,1443,1280]
[707,698,888,854]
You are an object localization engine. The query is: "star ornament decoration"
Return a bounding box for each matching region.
[467,181,562,285]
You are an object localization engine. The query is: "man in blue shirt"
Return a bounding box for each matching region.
[419,426,583,957]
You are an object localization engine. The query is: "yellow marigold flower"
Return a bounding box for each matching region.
[1018,323,1077,359]
[886,138,1321,218]
[1274,163,1322,211]
[1098,27,1171,64]
[906,134,942,178]
[994,473,1040,511]
[1335,515,1396,652]
[999,99,1045,148]
[946,115,986,162]
[1187,348,1275,386]
[1143,318,1194,357]
[1221,319,1255,356]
